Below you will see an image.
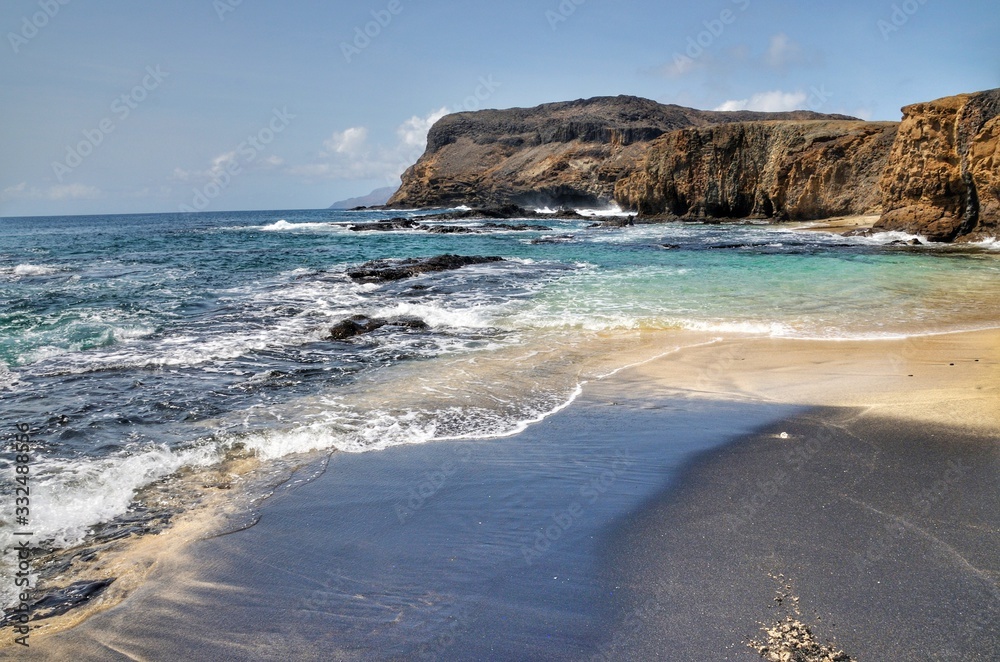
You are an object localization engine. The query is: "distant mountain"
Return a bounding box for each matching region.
[329,186,398,209]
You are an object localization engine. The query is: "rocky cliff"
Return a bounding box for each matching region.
[389,89,1000,242]
[874,89,1000,242]
[614,120,899,220]
[387,96,855,209]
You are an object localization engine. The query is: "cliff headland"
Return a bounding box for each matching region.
[388,90,1000,242]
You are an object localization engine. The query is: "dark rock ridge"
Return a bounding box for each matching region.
[348,206,565,233]
[615,121,898,220]
[387,95,856,209]
[419,204,586,220]
[346,254,505,283]
[874,89,1000,242]
[327,314,428,340]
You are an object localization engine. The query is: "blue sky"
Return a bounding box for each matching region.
[1,0,997,217]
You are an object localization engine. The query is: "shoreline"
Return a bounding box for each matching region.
[4,327,998,658]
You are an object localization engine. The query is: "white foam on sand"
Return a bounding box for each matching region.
[0,443,220,606]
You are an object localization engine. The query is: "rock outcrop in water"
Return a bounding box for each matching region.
[387,96,855,209]
[346,254,505,283]
[327,314,429,340]
[615,120,898,220]
[874,89,1000,242]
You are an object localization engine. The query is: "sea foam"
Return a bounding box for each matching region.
[13,264,58,277]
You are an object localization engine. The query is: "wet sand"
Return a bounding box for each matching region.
[789,215,880,234]
[6,329,999,660]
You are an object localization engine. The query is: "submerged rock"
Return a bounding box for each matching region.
[589,217,635,228]
[327,314,429,340]
[480,222,553,231]
[842,228,874,237]
[348,218,421,232]
[26,579,116,621]
[346,254,505,284]
[347,214,551,234]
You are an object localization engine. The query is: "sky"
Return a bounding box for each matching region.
[1,0,997,217]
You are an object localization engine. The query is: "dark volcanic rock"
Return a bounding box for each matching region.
[480,222,553,231]
[421,205,583,221]
[26,579,116,621]
[589,217,635,228]
[346,254,505,284]
[348,218,421,232]
[328,315,382,340]
[423,225,477,234]
[842,228,874,237]
[327,314,429,340]
[348,210,554,234]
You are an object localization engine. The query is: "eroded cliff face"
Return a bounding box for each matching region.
[387,89,1000,242]
[875,90,1000,242]
[387,96,856,209]
[614,121,898,220]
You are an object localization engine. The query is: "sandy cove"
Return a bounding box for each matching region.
[5,328,998,659]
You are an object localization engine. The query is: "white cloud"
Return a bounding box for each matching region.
[397,107,448,148]
[172,151,239,182]
[172,149,283,184]
[49,183,102,200]
[0,182,28,201]
[292,108,451,183]
[765,33,803,68]
[323,127,369,156]
[714,90,809,112]
[661,33,816,79]
[1,182,102,201]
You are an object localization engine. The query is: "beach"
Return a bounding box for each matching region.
[5,2,1000,659]
[8,327,998,660]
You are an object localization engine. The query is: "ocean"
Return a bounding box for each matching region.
[1,207,999,610]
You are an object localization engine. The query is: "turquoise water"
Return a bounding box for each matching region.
[0,208,998,597]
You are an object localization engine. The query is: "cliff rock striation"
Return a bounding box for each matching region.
[388,89,1000,241]
[387,96,855,209]
[874,89,1000,242]
[614,120,898,220]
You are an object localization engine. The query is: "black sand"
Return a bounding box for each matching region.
[8,386,999,660]
[599,408,1000,661]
